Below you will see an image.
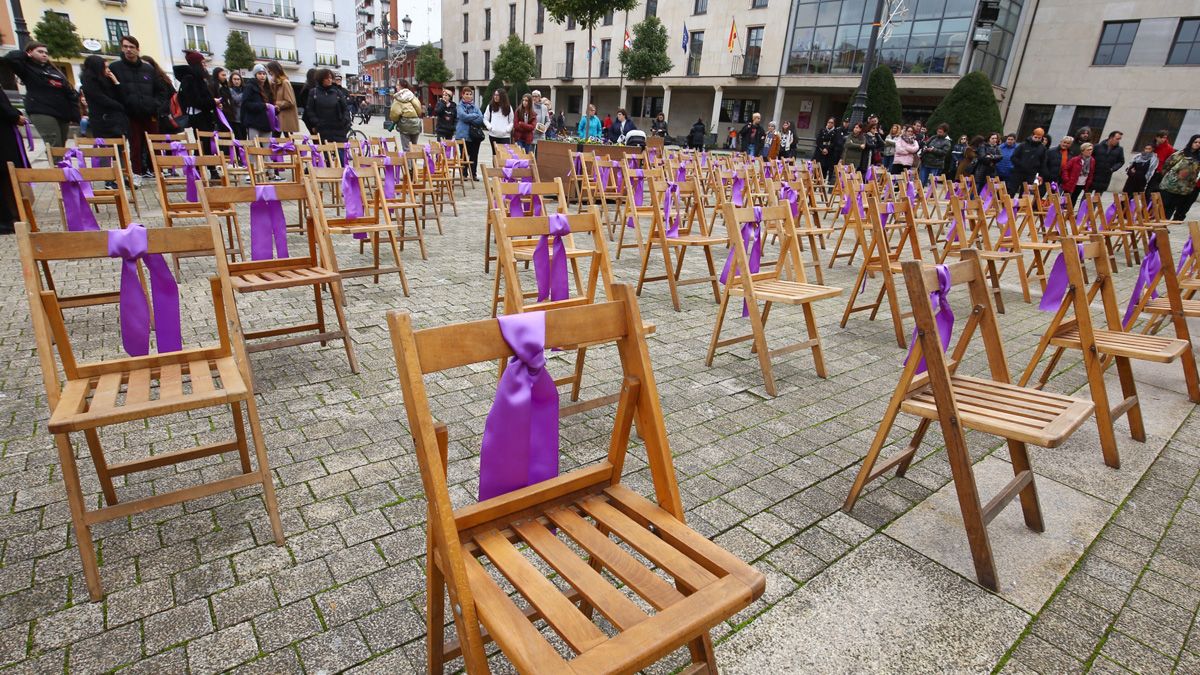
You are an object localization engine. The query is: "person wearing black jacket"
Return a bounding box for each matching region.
[240,64,273,141]
[109,36,172,177]
[80,55,127,140]
[209,67,233,128]
[4,41,79,148]
[1007,129,1049,195]
[1045,135,1074,185]
[687,119,706,150]
[816,118,839,184]
[974,133,1003,186]
[303,68,350,143]
[1091,130,1125,193]
[172,52,216,149]
[738,112,765,157]
[0,88,28,234]
[434,90,457,140]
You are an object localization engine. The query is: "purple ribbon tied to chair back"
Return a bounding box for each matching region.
[865,165,875,182]
[572,154,583,176]
[507,181,544,218]
[342,165,367,239]
[423,144,437,173]
[478,312,560,502]
[250,185,289,260]
[626,170,646,229]
[13,122,33,168]
[1179,238,1195,275]
[663,181,682,237]
[779,184,800,220]
[269,141,296,163]
[59,165,100,232]
[108,224,182,357]
[1043,199,1060,233]
[1039,244,1085,312]
[303,136,325,168]
[533,213,571,303]
[502,158,531,182]
[906,181,917,205]
[91,138,112,168]
[181,155,201,202]
[904,264,955,375]
[169,140,188,158]
[980,183,993,209]
[720,206,765,317]
[676,165,688,182]
[731,175,746,207]
[266,104,280,132]
[1123,233,1161,327]
[60,147,86,168]
[381,156,400,199]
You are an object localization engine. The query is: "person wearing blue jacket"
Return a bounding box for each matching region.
[997,133,1018,184]
[576,103,602,140]
[454,85,485,181]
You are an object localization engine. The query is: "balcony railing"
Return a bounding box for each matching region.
[731,54,760,78]
[176,0,208,12]
[314,52,338,66]
[556,62,574,80]
[99,0,127,5]
[224,0,299,23]
[184,38,212,54]
[80,38,123,56]
[252,45,300,63]
[312,11,338,28]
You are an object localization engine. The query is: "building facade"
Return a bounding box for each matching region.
[443,0,1032,147]
[18,0,172,83]
[160,0,357,82]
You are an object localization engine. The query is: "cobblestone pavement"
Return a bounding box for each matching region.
[0,130,1197,674]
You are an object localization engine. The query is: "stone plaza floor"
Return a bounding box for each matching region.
[0,129,1198,674]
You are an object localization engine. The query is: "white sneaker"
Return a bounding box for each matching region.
[132,174,143,188]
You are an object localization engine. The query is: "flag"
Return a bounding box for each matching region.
[587,42,596,60]
[728,19,738,52]
[623,29,632,50]
[682,24,689,54]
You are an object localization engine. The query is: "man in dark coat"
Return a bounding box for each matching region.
[4,41,79,148]
[1007,128,1050,195]
[816,117,839,184]
[109,35,173,178]
[1092,130,1126,193]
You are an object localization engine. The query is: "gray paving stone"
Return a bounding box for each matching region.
[212,576,279,629]
[298,623,372,674]
[253,600,324,652]
[186,621,260,675]
[142,598,214,655]
[31,601,103,651]
[68,622,141,673]
[105,577,174,627]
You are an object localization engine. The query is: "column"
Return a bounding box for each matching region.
[661,86,673,123]
[709,86,724,134]
[550,85,558,110]
[619,84,628,111]
[771,86,786,125]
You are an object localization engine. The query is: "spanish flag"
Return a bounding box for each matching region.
[727,19,738,52]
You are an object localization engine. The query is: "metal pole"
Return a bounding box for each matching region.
[381,16,390,102]
[9,0,29,49]
[850,0,886,125]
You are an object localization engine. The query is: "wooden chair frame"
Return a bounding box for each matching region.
[635,175,724,312]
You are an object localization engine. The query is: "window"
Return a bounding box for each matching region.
[565,42,574,78]
[509,4,517,35]
[632,96,663,117]
[536,1,544,33]
[184,24,207,52]
[1134,108,1186,150]
[718,99,760,123]
[694,0,707,14]
[1093,20,1138,66]
[687,31,704,75]
[1168,18,1200,65]
[744,26,763,74]
[599,39,611,77]
[1016,104,1055,142]
[275,33,295,62]
[463,52,469,79]
[603,9,614,25]
[535,45,543,77]
[1068,106,1110,140]
[752,0,768,7]
[315,37,336,65]
[484,8,491,40]
[105,18,129,46]
[568,94,581,114]
[484,49,491,79]
[646,0,657,17]
[463,13,468,41]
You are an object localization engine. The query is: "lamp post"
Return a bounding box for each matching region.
[369,13,412,105]
[849,0,886,125]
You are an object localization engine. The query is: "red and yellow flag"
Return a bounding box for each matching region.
[727,19,738,52]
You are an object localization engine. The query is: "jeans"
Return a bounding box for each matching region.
[920,166,942,183]
[746,144,758,157]
[516,140,533,152]
[29,114,69,149]
[882,155,894,171]
[488,136,512,155]
[465,138,482,178]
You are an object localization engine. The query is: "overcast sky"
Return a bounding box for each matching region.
[394,0,441,47]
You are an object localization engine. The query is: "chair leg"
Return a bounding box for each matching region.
[56,433,103,601]
[230,400,253,474]
[242,397,285,546]
[386,231,410,297]
[570,347,587,402]
[426,531,446,674]
[1083,350,1122,469]
[803,303,828,378]
[484,215,493,272]
[313,285,327,346]
[82,428,119,506]
[1006,439,1045,532]
[701,247,722,303]
[746,298,777,396]
[661,244,682,312]
[882,273,907,348]
[490,266,504,318]
[945,439,1000,592]
[1015,256,1032,304]
[705,291,732,366]
[1113,355,1145,442]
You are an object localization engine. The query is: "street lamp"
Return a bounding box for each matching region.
[368,14,413,104]
[850,0,886,125]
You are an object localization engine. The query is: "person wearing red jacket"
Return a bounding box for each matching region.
[1148,130,1175,192]
[512,93,536,152]
[1062,142,1096,205]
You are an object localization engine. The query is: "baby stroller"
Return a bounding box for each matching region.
[622,129,647,148]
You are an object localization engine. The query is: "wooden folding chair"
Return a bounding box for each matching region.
[614,165,661,259]
[706,203,842,396]
[363,153,430,261]
[481,163,541,272]
[16,223,285,600]
[1018,234,1191,468]
[75,136,143,215]
[198,184,358,372]
[45,146,135,227]
[941,196,1032,310]
[768,178,834,285]
[405,148,446,236]
[388,285,765,673]
[844,250,1094,591]
[245,144,304,186]
[150,154,244,269]
[635,175,724,312]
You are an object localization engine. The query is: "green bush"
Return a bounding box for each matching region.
[926,71,1003,142]
[843,65,902,130]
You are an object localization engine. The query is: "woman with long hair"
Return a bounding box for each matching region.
[80,55,127,140]
[483,88,513,153]
[513,93,536,152]
[241,63,274,141]
[303,68,350,143]
[1159,134,1200,221]
[434,89,457,141]
[453,85,485,180]
[228,72,247,140]
[265,61,298,134]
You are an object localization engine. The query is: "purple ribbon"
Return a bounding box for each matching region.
[507,181,544,218]
[342,165,366,239]
[1179,238,1195,275]
[1039,244,1084,312]
[625,170,646,229]
[980,183,993,209]
[779,184,800,220]
[302,136,325,168]
[865,165,875,181]
[60,147,86,168]
[731,176,746,207]
[906,181,917,204]
[381,155,400,199]
[478,311,559,501]
[59,165,100,232]
[596,164,611,187]
[1103,203,1116,228]
[1123,234,1161,327]
[719,206,765,317]
[532,213,571,303]
[269,141,295,163]
[107,224,182,357]
[676,165,687,182]
[423,144,437,173]
[266,104,280,132]
[169,141,188,158]
[663,181,682,237]
[13,123,32,168]
[182,155,200,202]
[90,137,112,169]
[1044,199,1059,233]
[214,107,246,167]
[904,264,954,375]
[249,185,289,260]
[502,158,531,182]
[572,154,583,175]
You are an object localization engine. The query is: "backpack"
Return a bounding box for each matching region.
[162,92,188,131]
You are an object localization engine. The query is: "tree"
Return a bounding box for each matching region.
[618,16,672,125]
[32,11,83,59]
[224,31,256,71]
[492,34,536,89]
[842,66,902,130]
[543,0,638,112]
[414,43,451,86]
[926,71,1003,143]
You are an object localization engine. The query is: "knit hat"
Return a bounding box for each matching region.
[184,50,204,66]
[250,63,267,76]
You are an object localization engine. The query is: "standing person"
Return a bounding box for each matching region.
[1148,130,1175,193]
[607,108,636,143]
[576,103,601,139]
[453,85,485,181]
[266,61,298,135]
[0,88,27,234]
[997,133,1018,186]
[602,113,612,131]
[891,125,919,175]
[650,112,668,138]
[688,118,706,150]
[974,132,1003,187]
[816,117,838,183]
[1062,142,1096,205]
[739,112,765,157]
[1159,135,1200,221]
[241,64,274,142]
[544,106,557,140]
[882,124,901,172]
[171,51,218,174]
[956,138,979,179]
[1071,126,1092,156]
[1091,130,1124,193]
[554,110,566,137]
[513,93,536,151]
[80,55,127,141]
[778,120,796,159]
[530,89,549,145]
[3,41,79,149]
[210,67,233,126]
[1045,135,1074,185]
[1008,128,1048,194]
[950,134,968,171]
[302,69,349,143]
[920,123,952,183]
[763,121,779,159]
[109,36,172,181]
[297,68,319,131]
[1123,143,1158,196]
[392,80,423,149]
[434,90,457,141]
[483,88,513,152]
[228,72,247,140]
[843,122,869,174]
